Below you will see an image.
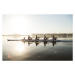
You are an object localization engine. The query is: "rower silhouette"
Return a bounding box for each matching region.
[28,35,32,40]
[52,35,57,40]
[44,35,49,40]
[35,35,40,40]
[52,35,57,46]
[24,37,25,40]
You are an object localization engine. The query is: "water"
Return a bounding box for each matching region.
[2,36,73,61]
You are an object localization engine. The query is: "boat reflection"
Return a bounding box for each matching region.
[35,42,40,46]
[44,41,47,46]
[6,41,56,60]
[28,42,33,46]
[52,41,56,46]
[22,41,56,46]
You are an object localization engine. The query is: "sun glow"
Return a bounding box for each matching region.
[11,16,31,35]
[16,42,25,52]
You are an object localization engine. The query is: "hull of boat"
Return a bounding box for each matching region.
[7,39,73,42]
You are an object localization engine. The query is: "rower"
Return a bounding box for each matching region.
[44,35,46,40]
[28,35,31,40]
[44,35,49,40]
[24,37,25,40]
[35,35,37,39]
[35,35,39,40]
[52,35,57,40]
[28,35,32,40]
[52,35,55,40]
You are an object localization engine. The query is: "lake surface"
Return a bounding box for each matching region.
[2,36,73,61]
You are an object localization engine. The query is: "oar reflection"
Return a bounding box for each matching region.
[22,41,56,46]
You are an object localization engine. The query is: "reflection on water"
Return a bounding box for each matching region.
[22,41,56,46]
[2,36,73,61]
[16,42,25,52]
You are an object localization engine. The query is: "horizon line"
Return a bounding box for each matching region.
[2,33,73,35]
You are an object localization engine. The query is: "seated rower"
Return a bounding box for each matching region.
[52,35,57,40]
[35,35,40,40]
[44,35,49,40]
[28,35,32,40]
[44,35,46,40]
[24,37,25,40]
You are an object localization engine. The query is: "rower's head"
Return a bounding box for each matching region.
[36,35,37,37]
[53,35,54,38]
[28,35,29,37]
[44,35,46,37]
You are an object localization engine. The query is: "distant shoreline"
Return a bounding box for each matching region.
[2,35,32,36]
[2,33,73,38]
[2,33,73,36]
[32,33,73,38]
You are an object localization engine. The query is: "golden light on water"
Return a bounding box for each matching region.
[16,42,25,52]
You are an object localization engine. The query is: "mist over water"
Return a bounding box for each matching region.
[2,36,73,61]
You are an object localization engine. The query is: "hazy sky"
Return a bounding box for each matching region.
[3,14,73,35]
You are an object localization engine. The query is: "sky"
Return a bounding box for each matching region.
[2,14,73,35]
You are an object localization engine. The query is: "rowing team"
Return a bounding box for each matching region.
[23,35,57,40]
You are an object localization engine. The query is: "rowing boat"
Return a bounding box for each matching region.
[7,39,73,42]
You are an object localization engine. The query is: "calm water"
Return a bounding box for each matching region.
[2,36,73,61]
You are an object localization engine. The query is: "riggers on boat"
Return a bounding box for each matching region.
[7,35,73,42]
